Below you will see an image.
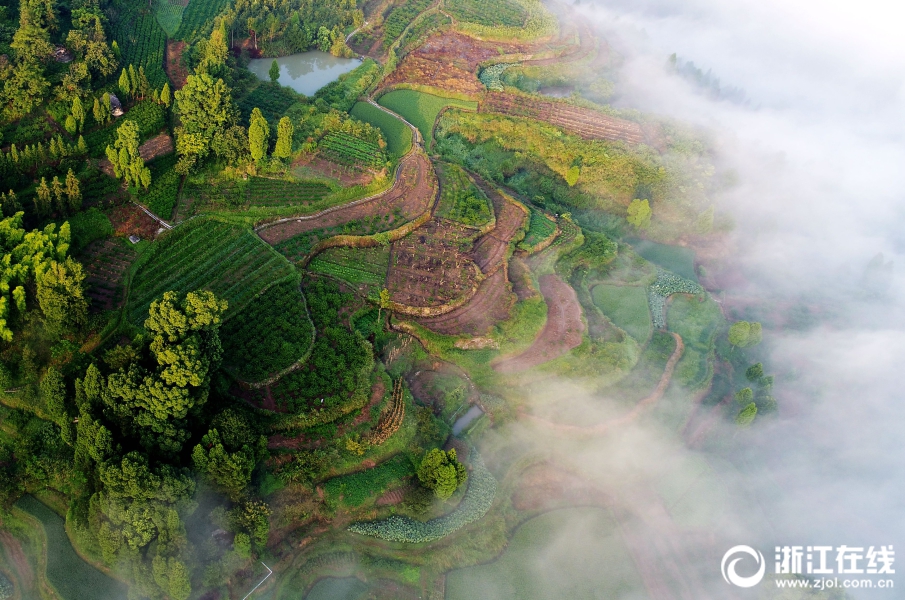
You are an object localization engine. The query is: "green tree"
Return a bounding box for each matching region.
[64,114,77,136]
[417,448,467,501]
[745,363,764,382]
[192,428,255,499]
[1,61,50,120]
[268,59,280,83]
[160,82,171,107]
[105,121,151,190]
[37,257,89,333]
[736,402,757,427]
[65,169,82,212]
[248,107,269,162]
[128,64,139,95]
[728,321,762,349]
[627,198,652,230]
[565,165,580,186]
[377,287,391,323]
[229,500,271,545]
[104,290,227,454]
[35,177,52,217]
[118,68,130,97]
[40,366,68,423]
[71,95,86,131]
[51,176,65,214]
[273,116,293,160]
[174,72,236,165]
[735,387,754,406]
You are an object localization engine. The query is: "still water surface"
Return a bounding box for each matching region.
[247,51,360,96]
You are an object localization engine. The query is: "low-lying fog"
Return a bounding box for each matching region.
[487,0,905,597]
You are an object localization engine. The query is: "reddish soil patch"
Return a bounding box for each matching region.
[480,92,645,145]
[469,176,529,274]
[294,155,375,187]
[0,531,33,592]
[380,55,485,97]
[258,152,435,244]
[139,133,174,162]
[387,218,482,308]
[376,486,407,506]
[494,274,584,373]
[415,31,530,72]
[107,203,162,240]
[79,239,137,312]
[165,40,189,89]
[417,267,513,336]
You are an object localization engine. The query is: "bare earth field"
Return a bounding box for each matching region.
[494,274,584,373]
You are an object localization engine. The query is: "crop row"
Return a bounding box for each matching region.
[445,0,527,28]
[176,0,229,40]
[348,450,497,543]
[382,0,433,49]
[128,220,294,321]
[112,6,167,87]
[154,0,185,37]
[519,208,557,248]
[323,454,413,508]
[319,132,386,168]
[221,280,314,383]
[308,258,387,287]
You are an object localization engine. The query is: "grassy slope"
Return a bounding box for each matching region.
[350,101,414,159]
[377,90,477,147]
[591,284,652,343]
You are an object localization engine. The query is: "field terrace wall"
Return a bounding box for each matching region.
[256,151,436,246]
[479,92,646,145]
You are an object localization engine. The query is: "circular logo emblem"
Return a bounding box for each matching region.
[721,545,766,588]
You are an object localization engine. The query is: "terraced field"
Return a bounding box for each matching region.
[309,246,391,296]
[127,219,295,322]
[480,92,645,144]
[259,152,436,248]
[387,218,483,309]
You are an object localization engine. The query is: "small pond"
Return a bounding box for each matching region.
[452,405,484,436]
[247,52,360,96]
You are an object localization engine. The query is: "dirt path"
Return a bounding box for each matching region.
[494,274,585,373]
[257,151,435,244]
[0,530,34,593]
[416,268,513,335]
[520,332,685,434]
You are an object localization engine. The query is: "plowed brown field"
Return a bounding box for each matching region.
[387,218,482,307]
[417,267,513,335]
[494,274,584,373]
[480,92,645,145]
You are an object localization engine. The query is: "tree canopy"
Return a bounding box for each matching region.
[417,448,467,500]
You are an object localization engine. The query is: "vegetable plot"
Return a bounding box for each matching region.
[318,132,386,169]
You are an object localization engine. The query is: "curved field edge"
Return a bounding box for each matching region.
[347,450,497,543]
